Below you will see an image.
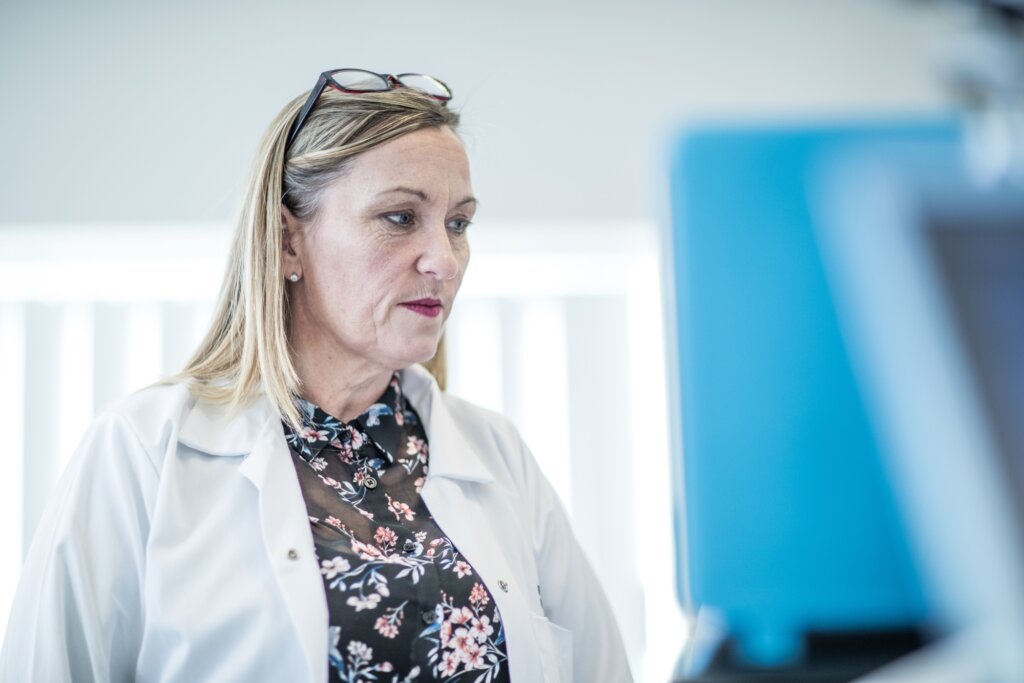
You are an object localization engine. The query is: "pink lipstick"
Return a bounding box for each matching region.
[400,298,443,318]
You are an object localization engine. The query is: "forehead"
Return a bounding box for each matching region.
[344,126,471,191]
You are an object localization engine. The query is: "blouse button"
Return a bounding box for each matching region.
[364,476,378,489]
[421,609,439,625]
[403,539,417,553]
[287,549,299,561]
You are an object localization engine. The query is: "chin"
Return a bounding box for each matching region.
[391,340,442,368]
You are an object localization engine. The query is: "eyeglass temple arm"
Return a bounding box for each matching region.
[285,72,331,149]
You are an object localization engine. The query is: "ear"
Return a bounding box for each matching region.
[281,204,303,279]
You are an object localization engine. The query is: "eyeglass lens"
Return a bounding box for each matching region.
[327,70,450,99]
[330,70,390,91]
[394,74,450,99]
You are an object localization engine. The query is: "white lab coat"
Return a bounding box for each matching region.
[0,364,632,682]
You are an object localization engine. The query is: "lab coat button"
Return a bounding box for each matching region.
[364,476,378,489]
[287,549,299,560]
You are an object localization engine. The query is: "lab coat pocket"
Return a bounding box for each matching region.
[531,613,573,682]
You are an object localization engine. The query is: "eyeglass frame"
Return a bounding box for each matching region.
[284,68,453,150]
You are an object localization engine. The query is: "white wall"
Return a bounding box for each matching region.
[0,0,959,226]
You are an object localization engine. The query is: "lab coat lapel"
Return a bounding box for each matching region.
[399,364,494,483]
[236,407,329,683]
[180,395,329,682]
[420,476,544,681]
[408,369,545,681]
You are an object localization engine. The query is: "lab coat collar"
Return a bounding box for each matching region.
[178,391,275,456]
[399,364,495,484]
[177,365,496,484]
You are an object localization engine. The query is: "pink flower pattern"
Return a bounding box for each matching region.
[284,374,509,682]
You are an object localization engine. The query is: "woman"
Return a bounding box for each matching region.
[0,69,632,682]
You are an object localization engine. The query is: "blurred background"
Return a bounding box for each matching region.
[0,1,974,681]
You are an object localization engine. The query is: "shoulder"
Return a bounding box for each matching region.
[400,365,540,488]
[104,381,198,433]
[33,384,198,542]
[82,382,199,473]
[401,363,522,447]
[437,391,544,491]
[440,392,521,448]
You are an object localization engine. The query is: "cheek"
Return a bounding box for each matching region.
[456,249,471,285]
[454,241,471,274]
[309,265,366,324]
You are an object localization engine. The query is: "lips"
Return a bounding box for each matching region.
[400,298,443,319]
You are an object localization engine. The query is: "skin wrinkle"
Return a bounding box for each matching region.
[282,126,474,422]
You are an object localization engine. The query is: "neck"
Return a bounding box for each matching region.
[289,341,394,424]
[300,368,393,423]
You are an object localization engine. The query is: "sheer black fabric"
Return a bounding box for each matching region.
[284,375,511,682]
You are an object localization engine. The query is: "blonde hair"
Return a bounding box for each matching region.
[176,86,459,429]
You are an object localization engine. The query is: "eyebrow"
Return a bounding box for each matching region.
[377,186,479,208]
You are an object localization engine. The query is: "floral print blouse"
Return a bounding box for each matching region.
[284,375,512,683]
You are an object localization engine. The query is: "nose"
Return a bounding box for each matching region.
[417,222,460,281]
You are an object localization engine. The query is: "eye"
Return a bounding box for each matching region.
[447,217,472,235]
[383,211,414,227]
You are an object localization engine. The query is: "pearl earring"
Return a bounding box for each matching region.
[289,273,300,282]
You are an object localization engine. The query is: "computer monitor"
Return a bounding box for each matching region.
[929,218,1024,516]
[665,122,956,672]
[814,136,1024,680]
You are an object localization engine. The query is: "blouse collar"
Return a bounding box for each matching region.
[284,373,419,466]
